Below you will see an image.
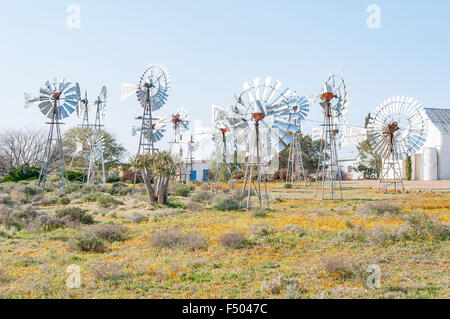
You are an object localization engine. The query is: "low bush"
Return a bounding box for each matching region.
[320,255,354,278]
[90,224,129,242]
[23,186,41,197]
[97,194,124,208]
[190,190,212,203]
[125,212,147,223]
[0,194,14,207]
[66,171,87,182]
[220,232,248,249]
[108,183,132,196]
[174,184,191,197]
[29,213,64,231]
[284,183,293,189]
[1,164,40,183]
[359,202,401,216]
[69,231,106,253]
[91,261,125,281]
[106,174,121,183]
[185,201,202,212]
[56,207,94,225]
[150,229,207,250]
[212,194,239,211]
[59,196,71,205]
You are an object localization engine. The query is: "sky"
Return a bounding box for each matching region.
[0,0,449,160]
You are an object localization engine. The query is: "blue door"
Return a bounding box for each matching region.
[190,170,197,181]
[202,169,209,181]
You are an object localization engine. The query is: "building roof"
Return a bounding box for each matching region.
[425,108,450,134]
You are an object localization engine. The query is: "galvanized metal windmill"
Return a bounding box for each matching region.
[211,105,235,185]
[68,83,90,181]
[185,135,199,183]
[230,77,298,210]
[86,86,107,185]
[281,92,310,185]
[169,109,190,159]
[24,78,79,191]
[367,97,428,191]
[122,65,170,155]
[122,65,170,189]
[314,74,349,201]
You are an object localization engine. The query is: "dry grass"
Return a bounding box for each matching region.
[0,181,448,298]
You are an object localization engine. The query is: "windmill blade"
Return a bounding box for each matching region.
[121,83,138,101]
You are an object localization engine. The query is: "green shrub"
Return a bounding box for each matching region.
[0,194,14,207]
[284,183,293,189]
[174,184,191,197]
[90,224,129,242]
[212,194,239,211]
[66,171,87,182]
[220,232,248,248]
[56,207,94,225]
[359,202,401,216]
[252,208,268,218]
[23,186,41,197]
[97,194,124,208]
[150,229,207,250]
[1,164,40,183]
[59,196,71,205]
[191,190,212,203]
[106,174,121,183]
[69,232,106,253]
[108,183,132,196]
[82,192,102,202]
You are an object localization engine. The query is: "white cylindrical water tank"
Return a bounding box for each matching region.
[422,147,437,181]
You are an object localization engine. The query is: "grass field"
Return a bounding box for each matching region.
[0,181,448,299]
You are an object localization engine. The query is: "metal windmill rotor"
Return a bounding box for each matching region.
[314,74,349,201]
[24,78,79,191]
[230,77,298,210]
[132,118,167,143]
[281,92,310,185]
[211,105,235,185]
[122,65,170,192]
[86,86,108,185]
[169,109,190,158]
[367,96,428,191]
[184,135,199,183]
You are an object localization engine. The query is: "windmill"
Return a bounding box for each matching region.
[366,97,428,191]
[122,65,170,155]
[68,83,90,181]
[314,74,349,201]
[230,77,298,210]
[86,86,107,185]
[281,92,310,185]
[211,105,235,185]
[24,78,79,191]
[132,118,167,145]
[122,64,170,189]
[169,109,190,161]
[185,135,199,183]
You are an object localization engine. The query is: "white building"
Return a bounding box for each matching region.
[409,107,450,180]
[185,160,211,182]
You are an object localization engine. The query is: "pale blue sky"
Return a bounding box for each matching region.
[0,0,449,158]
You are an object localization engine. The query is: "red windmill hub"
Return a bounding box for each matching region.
[52,91,62,101]
[251,112,265,122]
[384,121,400,152]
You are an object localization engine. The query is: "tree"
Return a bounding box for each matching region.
[63,127,127,172]
[357,140,381,179]
[0,128,47,177]
[405,156,412,180]
[130,151,179,204]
